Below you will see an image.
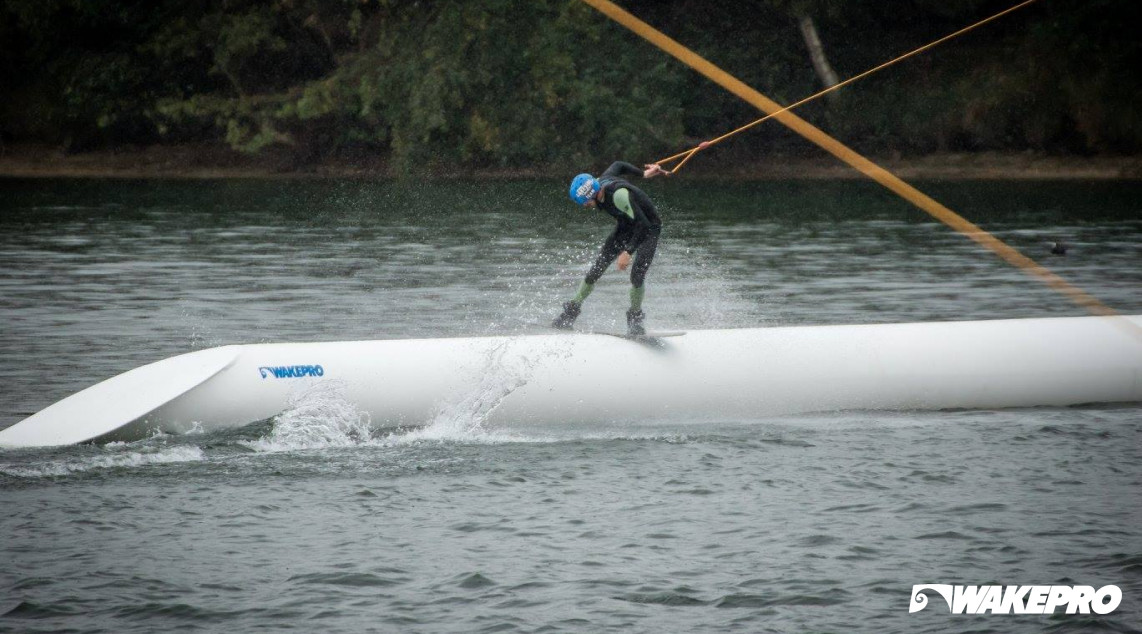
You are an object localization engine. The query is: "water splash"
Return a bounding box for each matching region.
[397,339,556,444]
[244,380,373,452]
[467,233,764,337]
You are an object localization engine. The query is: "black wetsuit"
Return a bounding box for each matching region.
[584,161,662,288]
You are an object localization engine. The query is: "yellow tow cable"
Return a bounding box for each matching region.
[656,0,1043,173]
[579,0,1133,330]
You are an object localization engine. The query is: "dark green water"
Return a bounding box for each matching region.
[0,177,1139,632]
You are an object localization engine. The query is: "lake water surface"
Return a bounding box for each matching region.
[1,177,1140,632]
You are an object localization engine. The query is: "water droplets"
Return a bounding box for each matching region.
[244,380,373,452]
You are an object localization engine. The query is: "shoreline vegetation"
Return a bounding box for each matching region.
[1,143,1138,181]
[2,3,1138,182]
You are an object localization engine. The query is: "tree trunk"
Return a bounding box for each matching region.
[797,14,840,101]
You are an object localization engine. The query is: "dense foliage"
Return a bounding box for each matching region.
[1,0,1138,170]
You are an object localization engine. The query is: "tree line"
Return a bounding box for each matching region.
[1,0,1137,172]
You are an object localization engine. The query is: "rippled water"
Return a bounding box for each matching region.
[1,178,1140,632]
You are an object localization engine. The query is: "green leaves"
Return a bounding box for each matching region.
[1,0,1138,167]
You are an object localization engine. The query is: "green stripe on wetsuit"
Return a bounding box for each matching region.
[571,281,642,311]
[612,188,636,219]
[629,286,644,311]
[573,280,595,304]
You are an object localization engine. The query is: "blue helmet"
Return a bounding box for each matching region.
[569,173,599,205]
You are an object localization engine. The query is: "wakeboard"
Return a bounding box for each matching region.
[554,327,685,347]
[510,318,685,346]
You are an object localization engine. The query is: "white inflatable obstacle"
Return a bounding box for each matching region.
[1,315,1139,448]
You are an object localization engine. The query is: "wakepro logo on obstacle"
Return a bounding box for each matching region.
[909,584,1121,615]
[258,365,325,379]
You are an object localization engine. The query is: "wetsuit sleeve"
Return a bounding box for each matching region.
[601,161,643,180]
[612,188,653,253]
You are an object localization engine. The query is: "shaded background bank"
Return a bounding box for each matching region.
[1,0,1139,174]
